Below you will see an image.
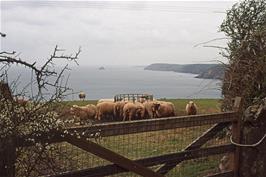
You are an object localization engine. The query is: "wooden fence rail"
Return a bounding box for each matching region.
[17,111,237,147]
[66,112,237,137]
[49,144,234,177]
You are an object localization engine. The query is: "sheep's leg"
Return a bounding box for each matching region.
[141,110,145,119]
[97,112,102,121]
[152,111,156,118]
[123,112,127,121]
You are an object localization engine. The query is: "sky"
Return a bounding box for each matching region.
[1,1,236,66]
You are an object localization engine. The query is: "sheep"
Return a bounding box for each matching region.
[185,101,198,115]
[139,96,147,103]
[122,101,149,121]
[114,101,127,121]
[97,99,114,104]
[143,101,160,119]
[155,101,176,118]
[78,92,86,101]
[96,101,115,121]
[70,104,97,124]
[135,102,145,119]
[122,102,137,121]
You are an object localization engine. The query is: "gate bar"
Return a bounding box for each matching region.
[65,135,164,177]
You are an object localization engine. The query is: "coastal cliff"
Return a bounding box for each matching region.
[144,63,224,79]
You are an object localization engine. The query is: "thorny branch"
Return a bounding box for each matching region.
[0,46,81,94]
[0,32,82,176]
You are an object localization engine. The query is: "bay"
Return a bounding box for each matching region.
[7,66,221,100]
[67,66,221,100]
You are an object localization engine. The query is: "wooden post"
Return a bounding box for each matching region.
[238,98,266,177]
[0,137,16,177]
[0,82,16,177]
[0,82,13,101]
[0,139,6,177]
[232,97,242,177]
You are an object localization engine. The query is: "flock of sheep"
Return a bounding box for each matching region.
[69,98,198,124]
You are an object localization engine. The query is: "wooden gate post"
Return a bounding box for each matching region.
[238,98,266,177]
[0,139,6,177]
[0,82,16,177]
[0,137,16,177]
[232,97,243,177]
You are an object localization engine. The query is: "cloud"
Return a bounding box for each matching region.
[1,1,235,65]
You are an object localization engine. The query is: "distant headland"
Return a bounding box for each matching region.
[144,63,225,79]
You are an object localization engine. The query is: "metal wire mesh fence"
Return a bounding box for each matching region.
[14,112,236,177]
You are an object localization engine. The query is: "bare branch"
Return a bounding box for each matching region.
[203,45,228,50]
[193,37,230,48]
[0,51,16,55]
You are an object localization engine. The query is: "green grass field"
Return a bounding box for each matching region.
[64,98,221,116]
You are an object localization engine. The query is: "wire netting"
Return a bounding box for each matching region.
[15,115,233,177]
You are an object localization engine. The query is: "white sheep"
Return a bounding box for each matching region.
[78,91,86,101]
[185,101,198,115]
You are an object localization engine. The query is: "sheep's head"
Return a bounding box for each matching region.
[152,102,160,112]
[189,101,194,106]
[139,97,147,103]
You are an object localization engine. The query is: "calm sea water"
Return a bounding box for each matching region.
[8,66,221,100]
[67,66,221,100]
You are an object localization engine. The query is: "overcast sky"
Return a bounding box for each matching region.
[1,1,236,66]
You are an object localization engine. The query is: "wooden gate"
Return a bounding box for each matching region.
[1,98,242,177]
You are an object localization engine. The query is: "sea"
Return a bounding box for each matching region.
[7,66,221,100]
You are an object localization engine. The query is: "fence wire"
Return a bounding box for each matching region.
[15,113,233,177]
